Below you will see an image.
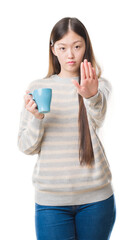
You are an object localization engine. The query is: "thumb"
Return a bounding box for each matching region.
[71,79,80,89]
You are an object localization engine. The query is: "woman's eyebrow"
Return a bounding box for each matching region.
[57,40,82,46]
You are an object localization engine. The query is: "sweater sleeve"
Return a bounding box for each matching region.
[83,77,112,129]
[17,81,45,155]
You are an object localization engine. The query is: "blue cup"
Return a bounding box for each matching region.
[28,88,52,113]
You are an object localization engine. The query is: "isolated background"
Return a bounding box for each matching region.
[0,0,132,239]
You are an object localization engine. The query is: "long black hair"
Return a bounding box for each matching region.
[45,17,102,167]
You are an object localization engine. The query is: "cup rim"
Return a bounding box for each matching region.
[34,88,52,92]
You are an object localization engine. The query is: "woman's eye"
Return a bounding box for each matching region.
[75,45,80,49]
[60,47,65,51]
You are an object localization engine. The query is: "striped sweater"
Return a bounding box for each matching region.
[17,74,114,206]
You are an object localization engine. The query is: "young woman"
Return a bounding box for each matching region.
[17,17,116,240]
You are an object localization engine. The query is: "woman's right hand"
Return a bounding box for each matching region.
[24,90,45,119]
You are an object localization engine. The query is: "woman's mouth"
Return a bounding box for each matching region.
[67,61,76,65]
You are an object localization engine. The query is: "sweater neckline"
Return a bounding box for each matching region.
[52,74,79,82]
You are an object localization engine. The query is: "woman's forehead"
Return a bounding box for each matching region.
[55,30,84,44]
[57,40,83,46]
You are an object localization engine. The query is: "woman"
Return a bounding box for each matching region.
[17,17,116,240]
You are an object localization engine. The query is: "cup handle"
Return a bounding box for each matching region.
[28,92,35,101]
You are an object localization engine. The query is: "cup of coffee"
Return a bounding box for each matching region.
[28,88,52,113]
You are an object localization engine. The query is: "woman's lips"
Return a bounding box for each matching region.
[67,61,76,64]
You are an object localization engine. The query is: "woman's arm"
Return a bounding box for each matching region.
[17,107,45,155]
[17,81,45,155]
[83,77,112,129]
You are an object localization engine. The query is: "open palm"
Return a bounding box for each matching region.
[72,59,98,99]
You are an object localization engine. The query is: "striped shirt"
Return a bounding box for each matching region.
[17,74,114,206]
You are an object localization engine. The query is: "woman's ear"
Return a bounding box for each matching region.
[51,46,57,56]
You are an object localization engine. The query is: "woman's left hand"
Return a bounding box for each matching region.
[71,59,98,99]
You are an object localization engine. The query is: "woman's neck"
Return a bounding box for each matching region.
[57,71,79,78]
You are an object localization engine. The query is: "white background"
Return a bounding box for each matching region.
[0,0,133,239]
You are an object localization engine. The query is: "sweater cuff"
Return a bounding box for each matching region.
[86,90,99,99]
[83,90,101,103]
[28,115,45,129]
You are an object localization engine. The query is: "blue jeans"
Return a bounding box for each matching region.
[35,194,116,240]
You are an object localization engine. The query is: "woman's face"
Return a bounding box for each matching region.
[51,30,86,77]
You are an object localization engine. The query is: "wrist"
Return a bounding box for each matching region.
[35,114,45,119]
[85,90,98,99]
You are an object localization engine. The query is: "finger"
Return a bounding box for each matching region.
[24,90,32,100]
[84,59,90,79]
[26,103,37,113]
[80,62,85,84]
[88,62,93,79]
[26,99,35,108]
[24,94,32,101]
[92,67,96,79]
[93,67,98,80]
[71,79,81,90]
[24,95,32,106]
[30,102,38,112]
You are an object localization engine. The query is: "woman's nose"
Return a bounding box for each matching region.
[67,48,74,58]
